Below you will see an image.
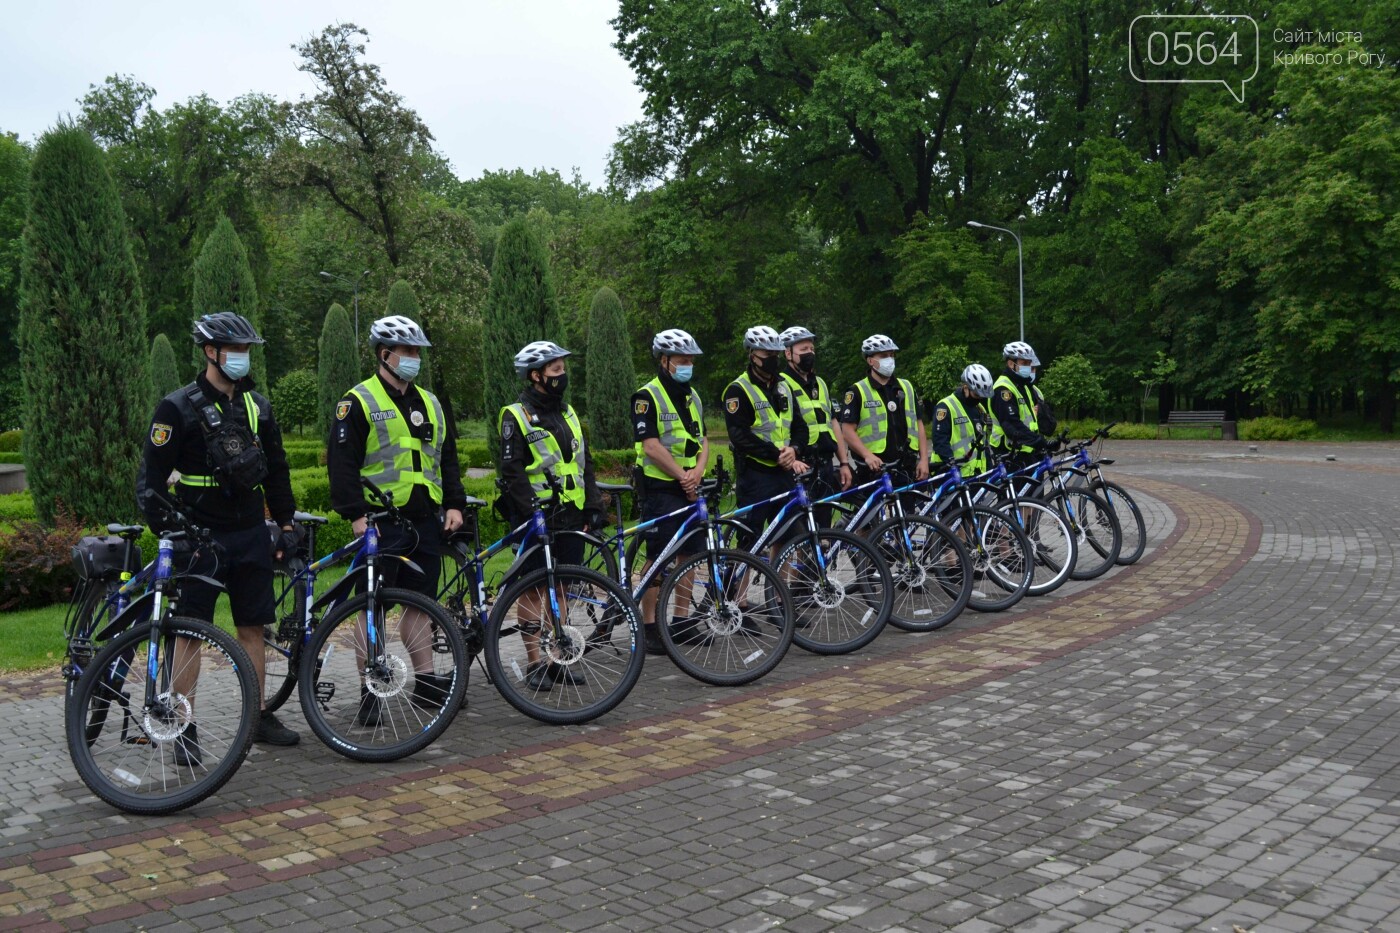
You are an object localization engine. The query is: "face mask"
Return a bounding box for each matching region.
[757,354,781,377]
[542,372,569,396]
[220,351,250,381]
[796,352,816,373]
[389,353,421,381]
[875,357,896,378]
[671,364,694,383]
[1017,365,1034,380]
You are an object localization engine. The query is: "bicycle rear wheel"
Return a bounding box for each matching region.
[996,498,1077,596]
[1092,480,1146,565]
[66,618,257,815]
[1047,488,1122,580]
[656,548,794,685]
[940,506,1033,612]
[298,588,468,761]
[484,565,644,725]
[262,562,307,713]
[870,515,972,632]
[63,579,118,711]
[775,529,893,654]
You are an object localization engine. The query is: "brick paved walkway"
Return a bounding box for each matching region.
[2,440,1398,931]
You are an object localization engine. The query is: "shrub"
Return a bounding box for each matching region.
[1239,417,1319,441]
[0,430,20,452]
[457,439,493,470]
[1057,419,1158,441]
[585,287,636,448]
[0,452,22,465]
[192,215,264,387]
[270,369,319,435]
[912,344,971,406]
[0,512,84,611]
[1037,354,1107,420]
[149,333,183,406]
[318,302,359,439]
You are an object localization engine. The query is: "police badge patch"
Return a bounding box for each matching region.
[150,423,173,446]
[936,408,947,421]
[502,419,514,440]
[336,400,352,421]
[634,399,649,415]
[410,410,425,427]
[726,398,740,414]
[844,390,855,405]
[1000,389,1013,401]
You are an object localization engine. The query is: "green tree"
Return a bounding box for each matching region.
[19,124,150,524]
[149,333,182,406]
[191,214,265,386]
[385,278,431,391]
[317,302,359,438]
[911,344,972,409]
[270,368,318,434]
[0,133,30,429]
[585,287,636,448]
[482,218,563,458]
[1038,353,1106,421]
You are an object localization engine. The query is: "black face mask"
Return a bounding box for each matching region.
[755,354,781,378]
[796,352,816,373]
[540,372,569,397]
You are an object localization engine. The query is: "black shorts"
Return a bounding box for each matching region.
[366,514,443,599]
[640,487,703,561]
[180,523,275,629]
[735,468,798,550]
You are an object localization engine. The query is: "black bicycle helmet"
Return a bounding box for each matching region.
[192,311,264,346]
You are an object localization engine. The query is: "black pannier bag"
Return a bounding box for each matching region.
[71,536,142,582]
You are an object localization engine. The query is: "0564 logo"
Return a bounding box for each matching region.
[1129,14,1260,103]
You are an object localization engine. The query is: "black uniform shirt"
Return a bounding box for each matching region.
[837,374,914,461]
[784,368,839,461]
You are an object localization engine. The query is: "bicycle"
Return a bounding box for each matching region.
[283,478,470,762]
[558,459,797,686]
[1061,423,1147,565]
[63,523,151,709]
[65,503,258,815]
[1003,441,1122,580]
[436,473,643,724]
[815,465,973,631]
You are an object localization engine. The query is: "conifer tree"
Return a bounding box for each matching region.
[385,279,431,392]
[192,214,264,387]
[482,218,563,459]
[149,333,182,406]
[318,302,359,439]
[585,287,636,449]
[19,125,150,523]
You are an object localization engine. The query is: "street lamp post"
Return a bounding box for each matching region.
[318,270,370,345]
[967,220,1025,342]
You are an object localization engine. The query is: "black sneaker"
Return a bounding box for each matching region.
[255,711,300,746]
[643,625,666,656]
[356,687,383,726]
[173,724,202,767]
[669,615,706,645]
[524,664,554,692]
[550,664,585,686]
[412,673,452,708]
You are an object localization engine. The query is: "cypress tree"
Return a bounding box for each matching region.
[385,279,431,392]
[192,214,264,387]
[482,218,563,459]
[585,287,636,450]
[149,333,182,406]
[19,124,150,524]
[317,302,359,439]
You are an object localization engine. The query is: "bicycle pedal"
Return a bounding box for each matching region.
[315,681,336,706]
[431,632,453,654]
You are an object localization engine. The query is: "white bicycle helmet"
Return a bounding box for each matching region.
[369,315,431,348]
[780,325,816,347]
[514,340,572,379]
[961,363,995,398]
[1002,341,1037,362]
[651,328,703,359]
[743,325,786,352]
[861,334,899,355]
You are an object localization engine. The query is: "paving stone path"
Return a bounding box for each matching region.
[1,440,1398,931]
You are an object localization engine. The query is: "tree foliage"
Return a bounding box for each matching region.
[585,287,636,448]
[270,368,318,434]
[19,125,150,524]
[1038,353,1106,421]
[191,214,265,386]
[384,279,431,391]
[0,133,30,429]
[149,333,182,406]
[317,302,358,438]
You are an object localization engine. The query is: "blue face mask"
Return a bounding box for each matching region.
[1017,365,1034,380]
[220,351,250,381]
[391,355,421,381]
[672,364,694,383]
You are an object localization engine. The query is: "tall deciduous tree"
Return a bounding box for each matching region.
[192,214,265,386]
[318,302,358,438]
[482,218,563,458]
[149,333,182,406]
[585,287,636,449]
[19,125,150,523]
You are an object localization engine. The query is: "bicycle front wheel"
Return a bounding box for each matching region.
[262,562,307,713]
[1092,480,1146,565]
[870,515,973,632]
[484,565,644,725]
[298,587,468,762]
[775,529,893,654]
[66,618,257,815]
[1047,488,1122,580]
[940,506,1033,613]
[657,548,795,686]
[996,498,1077,597]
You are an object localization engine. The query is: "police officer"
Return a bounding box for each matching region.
[137,311,300,755]
[779,326,850,525]
[633,329,709,654]
[724,325,808,548]
[839,334,929,487]
[932,364,996,474]
[988,341,1057,469]
[498,340,606,689]
[328,314,468,718]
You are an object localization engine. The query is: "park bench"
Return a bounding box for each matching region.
[1159,410,1228,438]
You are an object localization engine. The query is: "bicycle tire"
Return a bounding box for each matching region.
[774,528,893,655]
[1046,488,1122,580]
[298,587,468,761]
[656,548,795,686]
[1091,480,1146,565]
[64,579,117,710]
[869,515,973,632]
[484,564,644,725]
[262,562,307,713]
[992,497,1078,597]
[939,505,1033,612]
[556,530,620,583]
[66,618,257,815]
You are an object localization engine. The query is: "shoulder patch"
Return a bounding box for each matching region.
[502,418,514,440]
[936,408,947,421]
[844,390,855,405]
[335,400,352,421]
[150,423,173,447]
[726,398,740,415]
[1000,389,1013,401]
[635,399,649,415]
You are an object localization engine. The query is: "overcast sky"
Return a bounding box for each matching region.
[0,0,645,187]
